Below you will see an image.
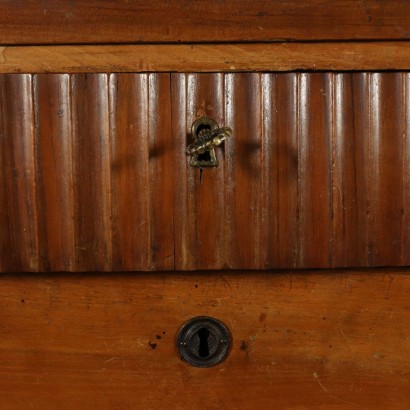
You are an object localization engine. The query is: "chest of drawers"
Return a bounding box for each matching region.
[1,2,410,409]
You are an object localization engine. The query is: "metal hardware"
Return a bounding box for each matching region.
[186,117,232,168]
[177,316,231,368]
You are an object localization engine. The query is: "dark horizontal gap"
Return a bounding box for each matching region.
[1,266,409,278]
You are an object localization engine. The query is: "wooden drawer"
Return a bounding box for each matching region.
[1,72,409,271]
[1,2,410,408]
[0,269,409,409]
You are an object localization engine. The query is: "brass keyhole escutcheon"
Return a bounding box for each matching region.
[186,117,232,168]
[177,316,231,368]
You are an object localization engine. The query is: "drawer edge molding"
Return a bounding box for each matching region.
[1,42,410,74]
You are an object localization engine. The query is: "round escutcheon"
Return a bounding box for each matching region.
[177,316,231,368]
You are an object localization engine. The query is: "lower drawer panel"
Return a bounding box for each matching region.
[0,269,409,409]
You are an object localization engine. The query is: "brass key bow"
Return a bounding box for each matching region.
[186,117,232,168]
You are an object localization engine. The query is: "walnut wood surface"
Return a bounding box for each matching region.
[0,73,174,271]
[1,0,410,44]
[174,72,410,269]
[0,269,408,409]
[1,42,410,73]
[1,72,410,271]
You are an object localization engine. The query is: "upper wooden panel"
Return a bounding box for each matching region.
[1,0,410,44]
[0,72,409,271]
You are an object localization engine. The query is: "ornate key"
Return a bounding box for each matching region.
[186,117,232,168]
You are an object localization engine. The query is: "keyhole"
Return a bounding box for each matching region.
[177,316,231,367]
[198,327,210,357]
[196,123,212,163]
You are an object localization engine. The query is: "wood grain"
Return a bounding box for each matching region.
[0,73,173,272]
[34,74,75,271]
[0,75,39,271]
[404,75,410,265]
[109,74,151,270]
[298,74,332,267]
[1,72,410,271]
[1,42,410,73]
[331,74,362,266]
[367,74,404,266]
[146,74,174,270]
[109,73,174,270]
[173,73,410,270]
[267,74,299,268]
[71,74,112,271]
[0,269,409,409]
[1,0,410,44]
[172,73,227,270]
[225,73,263,269]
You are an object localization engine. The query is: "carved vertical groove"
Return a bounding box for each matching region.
[0,75,38,271]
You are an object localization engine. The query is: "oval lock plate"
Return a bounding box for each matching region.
[177,316,231,368]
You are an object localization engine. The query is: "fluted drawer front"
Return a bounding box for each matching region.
[0,73,409,271]
[0,73,174,272]
[173,73,410,270]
